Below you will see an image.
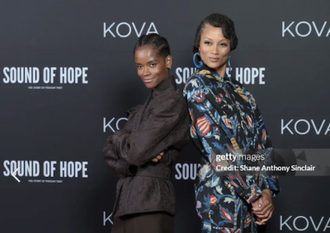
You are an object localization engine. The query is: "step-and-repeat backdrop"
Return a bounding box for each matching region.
[1,1,329,232]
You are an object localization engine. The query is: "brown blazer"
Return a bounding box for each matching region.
[103,76,190,217]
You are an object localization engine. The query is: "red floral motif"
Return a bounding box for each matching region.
[197,116,211,136]
[244,216,251,226]
[190,125,197,137]
[224,90,231,98]
[196,90,206,103]
[262,130,267,142]
[220,206,234,223]
[229,229,241,233]
[222,115,231,128]
[189,110,195,124]
[246,115,253,127]
[210,194,217,206]
[225,144,234,151]
[247,93,256,107]
[216,96,222,104]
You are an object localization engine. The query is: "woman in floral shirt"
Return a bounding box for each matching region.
[183,13,280,233]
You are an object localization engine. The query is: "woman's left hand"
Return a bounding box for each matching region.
[252,189,274,225]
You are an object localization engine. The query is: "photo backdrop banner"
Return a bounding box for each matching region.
[1,1,329,233]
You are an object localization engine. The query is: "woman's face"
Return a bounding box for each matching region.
[134,45,172,89]
[199,24,231,76]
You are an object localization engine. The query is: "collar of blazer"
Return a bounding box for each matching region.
[152,75,177,97]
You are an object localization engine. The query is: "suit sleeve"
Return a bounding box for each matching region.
[112,97,187,166]
[103,134,134,177]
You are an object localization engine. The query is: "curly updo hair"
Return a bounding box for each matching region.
[193,13,238,53]
[133,33,171,58]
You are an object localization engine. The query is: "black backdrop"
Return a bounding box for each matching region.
[1,1,330,232]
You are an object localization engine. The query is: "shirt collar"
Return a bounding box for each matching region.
[197,64,230,82]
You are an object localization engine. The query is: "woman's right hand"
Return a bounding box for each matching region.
[151,151,164,162]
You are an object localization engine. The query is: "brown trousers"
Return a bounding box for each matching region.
[111,212,174,233]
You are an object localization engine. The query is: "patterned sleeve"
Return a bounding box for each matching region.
[252,106,281,196]
[184,76,272,203]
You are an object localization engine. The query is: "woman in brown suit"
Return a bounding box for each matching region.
[103,33,190,233]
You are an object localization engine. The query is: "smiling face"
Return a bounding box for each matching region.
[134,45,172,89]
[199,24,231,77]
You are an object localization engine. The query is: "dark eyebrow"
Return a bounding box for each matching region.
[135,59,158,65]
[203,37,229,42]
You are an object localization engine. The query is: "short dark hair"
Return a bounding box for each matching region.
[133,33,171,58]
[193,13,238,53]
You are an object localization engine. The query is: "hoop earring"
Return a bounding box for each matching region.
[193,53,203,68]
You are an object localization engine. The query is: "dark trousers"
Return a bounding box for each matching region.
[111,212,174,233]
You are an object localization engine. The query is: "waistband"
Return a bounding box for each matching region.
[135,165,171,179]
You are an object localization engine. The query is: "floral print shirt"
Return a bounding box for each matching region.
[183,65,280,233]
